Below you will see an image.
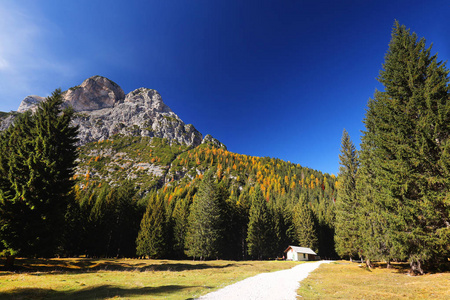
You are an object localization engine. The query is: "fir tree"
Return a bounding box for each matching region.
[0,89,78,258]
[246,185,275,259]
[136,193,167,258]
[359,22,450,273]
[171,195,192,258]
[185,169,224,260]
[334,129,360,260]
[292,196,318,253]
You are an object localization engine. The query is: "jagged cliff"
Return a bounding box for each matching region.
[3,75,223,148]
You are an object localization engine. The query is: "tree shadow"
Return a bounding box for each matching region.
[0,284,205,300]
[0,258,238,274]
[367,261,450,275]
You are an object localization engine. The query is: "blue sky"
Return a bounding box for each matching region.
[0,0,449,175]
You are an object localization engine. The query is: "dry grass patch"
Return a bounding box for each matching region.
[297,261,450,299]
[0,258,301,299]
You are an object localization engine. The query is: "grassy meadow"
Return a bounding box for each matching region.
[297,261,450,299]
[0,258,300,299]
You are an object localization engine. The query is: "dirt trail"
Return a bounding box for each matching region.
[197,260,332,300]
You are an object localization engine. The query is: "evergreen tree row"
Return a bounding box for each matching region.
[135,168,326,260]
[69,135,338,260]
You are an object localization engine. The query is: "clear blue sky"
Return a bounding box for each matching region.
[1,0,449,175]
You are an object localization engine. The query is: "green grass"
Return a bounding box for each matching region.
[297,261,450,299]
[0,258,301,299]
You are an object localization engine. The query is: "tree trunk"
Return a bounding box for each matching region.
[4,255,15,270]
[365,258,373,269]
[410,260,424,275]
[386,259,392,269]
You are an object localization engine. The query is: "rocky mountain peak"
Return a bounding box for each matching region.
[125,88,172,114]
[62,75,125,112]
[17,95,46,113]
[4,76,223,149]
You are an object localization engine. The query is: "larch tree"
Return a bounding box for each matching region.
[359,21,450,274]
[334,129,360,260]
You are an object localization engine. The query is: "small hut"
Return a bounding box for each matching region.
[284,246,317,261]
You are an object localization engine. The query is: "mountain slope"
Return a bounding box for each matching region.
[1,76,338,259]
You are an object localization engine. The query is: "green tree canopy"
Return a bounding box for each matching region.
[246,185,275,259]
[185,169,224,260]
[136,193,167,258]
[0,89,79,257]
[334,129,360,259]
[292,196,318,253]
[359,21,450,274]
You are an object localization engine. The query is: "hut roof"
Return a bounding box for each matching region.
[284,245,317,255]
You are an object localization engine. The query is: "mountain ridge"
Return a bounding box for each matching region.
[1,75,224,149]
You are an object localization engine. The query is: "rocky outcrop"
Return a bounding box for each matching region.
[62,76,125,111]
[6,76,207,148]
[17,95,45,113]
[72,87,203,146]
[0,114,16,131]
[202,134,226,149]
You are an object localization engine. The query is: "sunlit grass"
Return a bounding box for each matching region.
[0,258,301,299]
[297,261,450,299]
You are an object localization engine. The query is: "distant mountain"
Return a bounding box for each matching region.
[7,75,223,148]
[0,75,225,189]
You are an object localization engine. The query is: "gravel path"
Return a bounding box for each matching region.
[197,260,332,300]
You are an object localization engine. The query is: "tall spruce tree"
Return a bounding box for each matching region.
[171,195,192,258]
[185,169,224,260]
[359,22,450,273]
[335,129,360,260]
[292,196,318,253]
[0,89,78,258]
[246,185,275,259]
[136,193,167,258]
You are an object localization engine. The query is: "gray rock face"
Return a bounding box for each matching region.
[17,95,45,113]
[0,114,16,131]
[62,76,125,111]
[6,76,206,148]
[73,87,203,146]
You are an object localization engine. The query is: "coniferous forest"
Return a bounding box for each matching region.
[0,22,449,275]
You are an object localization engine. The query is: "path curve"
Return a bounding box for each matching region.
[197,260,332,300]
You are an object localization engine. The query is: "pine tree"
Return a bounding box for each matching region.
[185,169,224,260]
[105,183,140,258]
[171,196,192,258]
[292,196,318,253]
[334,129,360,259]
[246,185,275,259]
[136,193,167,258]
[359,22,450,273]
[0,89,79,258]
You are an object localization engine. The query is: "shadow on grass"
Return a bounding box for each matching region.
[0,258,238,274]
[0,284,204,300]
[356,261,450,275]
